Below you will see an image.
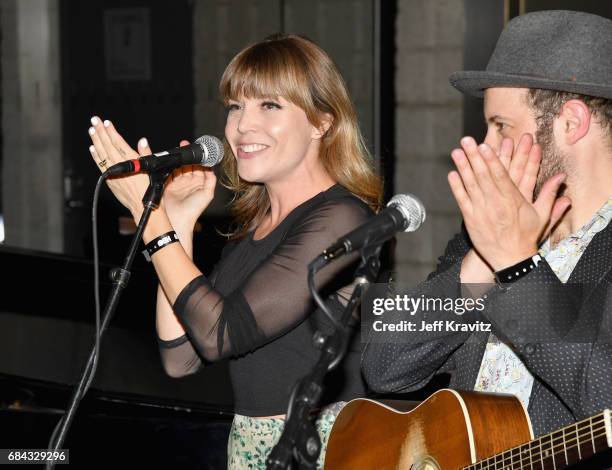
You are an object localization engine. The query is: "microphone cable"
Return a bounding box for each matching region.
[46,174,105,468]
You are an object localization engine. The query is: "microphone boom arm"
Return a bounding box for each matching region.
[266,242,382,469]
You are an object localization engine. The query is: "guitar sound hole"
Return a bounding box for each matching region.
[413,456,441,470]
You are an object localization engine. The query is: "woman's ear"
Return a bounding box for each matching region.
[312,113,334,140]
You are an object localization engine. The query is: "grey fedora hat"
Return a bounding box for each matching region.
[450,10,612,99]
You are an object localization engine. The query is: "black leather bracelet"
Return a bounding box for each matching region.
[494,254,542,284]
[142,231,179,262]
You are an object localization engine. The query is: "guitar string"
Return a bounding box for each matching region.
[464,421,607,470]
[473,428,607,470]
[471,414,605,466]
[473,427,607,470]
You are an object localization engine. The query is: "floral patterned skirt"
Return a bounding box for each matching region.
[227,402,345,469]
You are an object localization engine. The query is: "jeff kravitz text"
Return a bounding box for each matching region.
[366,292,492,334]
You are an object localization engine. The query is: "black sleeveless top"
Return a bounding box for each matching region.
[158,184,372,415]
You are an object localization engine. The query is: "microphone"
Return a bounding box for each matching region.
[315,194,426,267]
[104,135,223,176]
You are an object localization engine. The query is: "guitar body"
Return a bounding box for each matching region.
[325,389,533,470]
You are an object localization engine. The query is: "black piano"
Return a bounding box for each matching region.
[0,242,234,469]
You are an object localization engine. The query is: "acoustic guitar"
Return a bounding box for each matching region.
[325,389,611,469]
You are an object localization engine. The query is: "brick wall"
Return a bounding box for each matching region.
[393,0,465,286]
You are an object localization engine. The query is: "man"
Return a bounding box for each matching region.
[362,9,612,440]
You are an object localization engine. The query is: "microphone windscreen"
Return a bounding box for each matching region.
[387,193,426,232]
[194,135,224,167]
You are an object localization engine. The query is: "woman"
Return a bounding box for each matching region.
[88,34,382,468]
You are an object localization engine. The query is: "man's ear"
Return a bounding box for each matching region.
[559,99,591,145]
[312,113,333,140]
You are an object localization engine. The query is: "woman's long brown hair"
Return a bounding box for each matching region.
[219,34,383,239]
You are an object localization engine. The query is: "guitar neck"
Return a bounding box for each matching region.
[465,410,612,470]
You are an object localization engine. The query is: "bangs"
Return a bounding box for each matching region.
[219,40,312,109]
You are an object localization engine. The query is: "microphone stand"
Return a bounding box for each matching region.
[266,243,381,470]
[46,170,170,470]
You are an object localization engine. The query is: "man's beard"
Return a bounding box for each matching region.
[533,119,569,200]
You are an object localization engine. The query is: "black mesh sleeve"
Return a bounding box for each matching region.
[157,334,203,378]
[158,195,372,374]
